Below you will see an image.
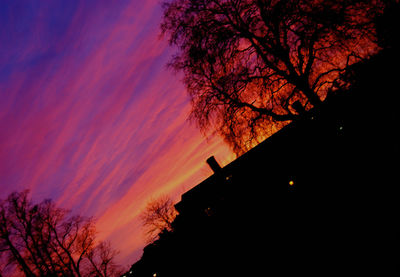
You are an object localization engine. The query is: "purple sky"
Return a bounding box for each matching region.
[0,0,234,266]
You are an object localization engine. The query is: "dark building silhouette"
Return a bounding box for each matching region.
[122,43,397,277]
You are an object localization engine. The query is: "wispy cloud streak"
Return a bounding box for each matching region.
[0,0,233,265]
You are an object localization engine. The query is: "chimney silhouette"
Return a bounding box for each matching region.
[206,156,221,173]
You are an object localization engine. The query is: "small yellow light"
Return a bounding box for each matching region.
[289,180,294,186]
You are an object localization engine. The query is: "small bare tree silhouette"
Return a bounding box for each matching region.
[0,191,122,277]
[140,196,178,243]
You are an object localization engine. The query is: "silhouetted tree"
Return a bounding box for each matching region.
[0,191,122,277]
[140,196,178,243]
[161,0,385,153]
[375,0,400,50]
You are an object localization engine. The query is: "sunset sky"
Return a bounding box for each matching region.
[0,0,234,266]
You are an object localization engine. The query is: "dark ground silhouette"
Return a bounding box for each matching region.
[122,3,398,276]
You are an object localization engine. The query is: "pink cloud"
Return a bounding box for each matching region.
[0,0,234,267]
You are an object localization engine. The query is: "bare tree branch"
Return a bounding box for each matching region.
[0,191,122,277]
[161,0,383,154]
[140,196,178,243]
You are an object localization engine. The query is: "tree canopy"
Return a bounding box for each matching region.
[0,191,122,277]
[162,0,385,153]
